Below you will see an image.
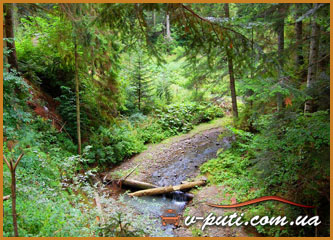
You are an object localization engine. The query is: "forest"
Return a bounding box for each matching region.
[3,3,330,237]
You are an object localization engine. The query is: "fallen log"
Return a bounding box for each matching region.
[121,179,158,190]
[128,180,206,197]
[121,179,194,200]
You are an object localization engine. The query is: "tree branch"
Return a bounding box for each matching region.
[3,155,11,170]
[14,154,24,171]
[181,4,249,41]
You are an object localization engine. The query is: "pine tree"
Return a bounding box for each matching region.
[224,3,238,119]
[304,3,320,113]
[131,51,153,111]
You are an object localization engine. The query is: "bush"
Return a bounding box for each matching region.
[156,102,223,135]
[137,119,172,144]
[134,102,224,144]
[87,124,145,165]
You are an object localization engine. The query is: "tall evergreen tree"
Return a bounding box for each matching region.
[224,3,238,119]
[274,4,288,111]
[304,4,320,113]
[131,51,153,111]
[295,4,304,68]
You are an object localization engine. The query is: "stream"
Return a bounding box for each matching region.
[120,131,233,236]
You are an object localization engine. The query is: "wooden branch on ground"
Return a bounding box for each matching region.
[117,164,140,185]
[128,180,206,197]
[3,195,10,201]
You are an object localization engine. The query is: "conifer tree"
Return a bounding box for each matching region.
[304,3,321,113]
[224,3,238,118]
[131,50,153,111]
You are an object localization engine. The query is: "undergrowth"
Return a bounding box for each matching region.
[200,110,329,237]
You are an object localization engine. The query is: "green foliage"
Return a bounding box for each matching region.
[201,110,329,236]
[3,105,153,237]
[3,70,32,138]
[85,101,224,165]
[133,102,224,144]
[156,102,224,135]
[3,116,79,236]
[137,118,171,144]
[155,74,172,103]
[251,111,329,198]
[97,212,145,237]
[16,14,74,92]
[130,49,154,112]
[86,124,146,165]
[54,86,90,140]
[4,2,330,237]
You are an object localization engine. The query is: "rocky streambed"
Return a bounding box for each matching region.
[100,119,252,237]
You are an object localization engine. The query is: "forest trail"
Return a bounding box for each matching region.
[105,118,232,186]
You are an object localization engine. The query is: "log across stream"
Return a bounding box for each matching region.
[131,181,204,198]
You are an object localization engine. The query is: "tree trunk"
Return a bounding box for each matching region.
[153,10,156,27]
[304,4,320,113]
[4,154,23,237]
[74,39,81,155]
[295,4,304,68]
[277,21,284,66]
[248,27,254,108]
[4,3,19,71]
[11,169,18,237]
[224,3,238,119]
[138,60,141,110]
[138,83,141,110]
[128,180,206,197]
[166,13,171,40]
[3,16,8,71]
[276,6,285,111]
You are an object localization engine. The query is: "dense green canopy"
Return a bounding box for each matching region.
[3,3,330,237]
